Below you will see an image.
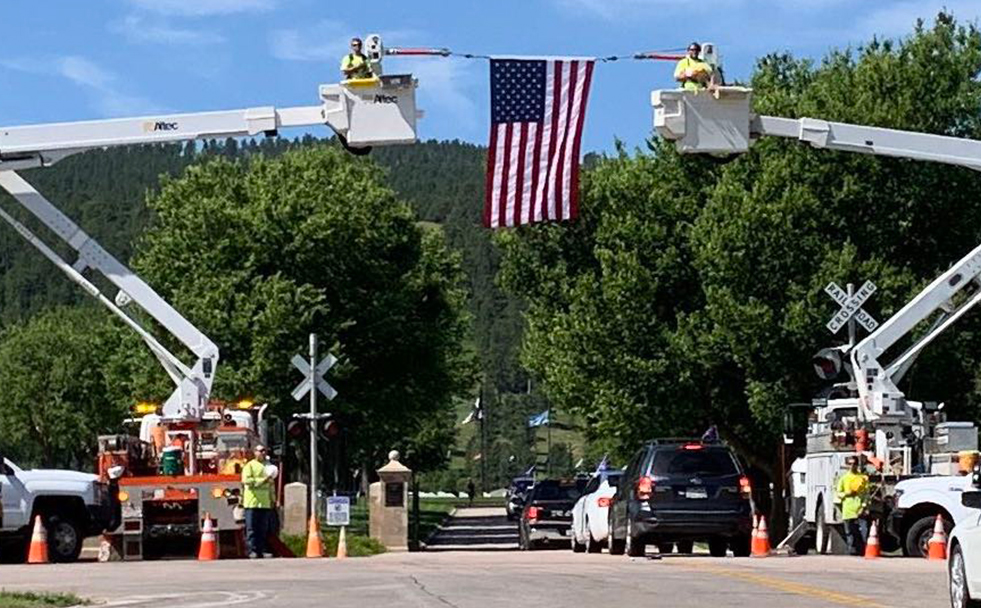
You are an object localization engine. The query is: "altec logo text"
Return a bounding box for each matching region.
[373,95,398,104]
[143,121,179,133]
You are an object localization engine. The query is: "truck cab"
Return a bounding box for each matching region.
[0,456,118,562]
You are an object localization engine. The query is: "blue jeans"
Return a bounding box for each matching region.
[844,518,867,556]
[245,508,272,557]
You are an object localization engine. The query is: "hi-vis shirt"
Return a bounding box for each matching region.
[341,53,373,79]
[674,57,712,91]
[241,459,273,509]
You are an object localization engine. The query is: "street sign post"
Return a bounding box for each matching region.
[326,495,351,526]
[292,334,338,519]
[824,280,879,346]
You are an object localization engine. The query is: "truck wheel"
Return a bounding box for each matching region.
[815,503,830,555]
[657,542,675,555]
[625,519,645,557]
[730,535,752,557]
[46,514,83,563]
[906,515,952,558]
[608,513,625,555]
[708,537,728,557]
[676,541,694,554]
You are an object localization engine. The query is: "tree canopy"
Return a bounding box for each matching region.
[498,12,981,483]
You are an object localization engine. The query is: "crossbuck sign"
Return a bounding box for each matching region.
[825,280,879,335]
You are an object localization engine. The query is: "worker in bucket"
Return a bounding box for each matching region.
[835,455,871,555]
[341,37,374,80]
[242,445,275,558]
[674,42,713,91]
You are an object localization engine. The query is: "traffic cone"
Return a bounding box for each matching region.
[197,513,218,561]
[752,516,771,557]
[336,525,348,559]
[27,516,49,564]
[751,515,762,555]
[306,515,324,558]
[864,521,881,560]
[928,514,948,561]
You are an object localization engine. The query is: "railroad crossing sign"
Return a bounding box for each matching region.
[291,352,337,401]
[825,280,879,338]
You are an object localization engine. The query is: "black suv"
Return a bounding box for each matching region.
[517,478,587,550]
[607,439,753,557]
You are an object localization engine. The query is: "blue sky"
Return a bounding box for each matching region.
[1,0,979,153]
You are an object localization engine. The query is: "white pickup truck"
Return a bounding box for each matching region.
[888,474,973,557]
[0,457,119,562]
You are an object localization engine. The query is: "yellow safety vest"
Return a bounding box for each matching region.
[241,459,273,509]
[341,53,373,79]
[674,57,712,91]
[835,470,870,520]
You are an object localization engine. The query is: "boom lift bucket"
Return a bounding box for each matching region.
[323,74,420,148]
[652,87,753,154]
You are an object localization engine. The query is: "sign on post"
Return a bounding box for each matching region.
[825,280,879,335]
[326,495,351,526]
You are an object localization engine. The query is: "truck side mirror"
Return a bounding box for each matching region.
[963,490,981,509]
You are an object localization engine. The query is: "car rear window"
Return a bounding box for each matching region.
[652,449,738,478]
[533,481,582,501]
[604,471,623,487]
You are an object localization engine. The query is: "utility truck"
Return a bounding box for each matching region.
[0,35,419,560]
[652,85,981,556]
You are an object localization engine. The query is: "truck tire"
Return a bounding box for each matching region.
[905,514,952,558]
[45,514,83,563]
[816,502,830,555]
[608,513,625,555]
[708,537,728,557]
[950,543,981,608]
[625,519,646,557]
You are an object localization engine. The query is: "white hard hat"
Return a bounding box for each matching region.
[264,464,279,479]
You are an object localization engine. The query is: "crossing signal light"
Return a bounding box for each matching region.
[812,347,850,381]
[287,419,307,439]
[321,418,340,441]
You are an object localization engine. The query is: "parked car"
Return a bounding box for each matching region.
[0,456,120,563]
[571,468,622,553]
[505,476,535,521]
[518,478,587,550]
[607,439,754,557]
[948,489,981,607]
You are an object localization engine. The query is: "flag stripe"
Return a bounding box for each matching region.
[513,122,529,227]
[569,61,594,220]
[485,58,594,228]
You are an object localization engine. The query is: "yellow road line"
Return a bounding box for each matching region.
[666,562,889,608]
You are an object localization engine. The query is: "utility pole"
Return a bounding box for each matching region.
[479,385,486,493]
[308,334,319,517]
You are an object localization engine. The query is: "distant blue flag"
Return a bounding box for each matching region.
[594,455,610,473]
[527,409,550,428]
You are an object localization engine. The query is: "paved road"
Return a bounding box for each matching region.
[3,547,948,608]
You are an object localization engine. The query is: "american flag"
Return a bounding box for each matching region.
[485,58,595,228]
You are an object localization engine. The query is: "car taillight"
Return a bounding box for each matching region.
[526,506,539,521]
[739,476,752,499]
[597,497,612,508]
[682,443,703,450]
[636,476,654,500]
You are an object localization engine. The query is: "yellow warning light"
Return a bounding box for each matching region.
[212,487,226,499]
[235,399,254,410]
[118,490,130,502]
[133,402,158,416]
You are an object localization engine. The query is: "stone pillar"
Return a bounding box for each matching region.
[369,450,411,551]
[282,481,309,536]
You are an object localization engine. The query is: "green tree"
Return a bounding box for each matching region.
[498,12,981,530]
[122,145,476,476]
[0,308,127,469]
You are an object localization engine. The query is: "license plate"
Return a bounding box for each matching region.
[685,487,708,499]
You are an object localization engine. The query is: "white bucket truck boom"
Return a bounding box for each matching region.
[0,41,420,559]
[651,86,981,555]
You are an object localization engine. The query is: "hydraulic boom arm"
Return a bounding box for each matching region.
[652,86,981,422]
[0,70,419,420]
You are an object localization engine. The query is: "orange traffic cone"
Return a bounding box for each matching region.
[864,521,881,559]
[27,516,49,564]
[336,525,348,559]
[750,515,762,555]
[928,515,948,561]
[306,515,324,558]
[197,513,218,561]
[752,516,771,557]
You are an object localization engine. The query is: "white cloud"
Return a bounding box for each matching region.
[269,21,349,62]
[0,55,165,117]
[853,1,981,40]
[124,0,276,17]
[110,15,225,45]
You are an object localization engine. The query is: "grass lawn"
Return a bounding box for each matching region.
[0,591,88,607]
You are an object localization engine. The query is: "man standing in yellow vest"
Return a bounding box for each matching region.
[241,445,275,559]
[341,37,374,80]
[835,455,871,555]
[674,42,713,91]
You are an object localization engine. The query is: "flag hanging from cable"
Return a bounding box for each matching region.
[485,57,595,228]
